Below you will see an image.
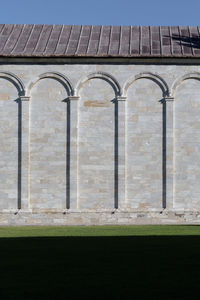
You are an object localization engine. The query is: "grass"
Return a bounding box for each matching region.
[0,225,200,299]
[1,224,200,237]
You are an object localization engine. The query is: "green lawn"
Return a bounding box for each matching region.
[0,225,200,299]
[1,224,200,237]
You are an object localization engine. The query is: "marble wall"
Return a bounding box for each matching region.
[0,61,200,224]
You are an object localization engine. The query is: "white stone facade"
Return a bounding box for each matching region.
[1,58,200,225]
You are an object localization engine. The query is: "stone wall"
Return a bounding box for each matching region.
[1,59,200,224]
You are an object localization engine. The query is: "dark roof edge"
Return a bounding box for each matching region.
[0,54,200,58]
[0,56,200,65]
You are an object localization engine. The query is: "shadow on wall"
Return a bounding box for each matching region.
[161,98,166,209]
[15,98,22,210]
[113,98,118,209]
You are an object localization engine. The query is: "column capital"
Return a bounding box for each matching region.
[117,96,127,101]
[68,96,80,101]
[20,96,30,101]
[164,96,174,102]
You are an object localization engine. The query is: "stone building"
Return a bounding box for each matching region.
[0,24,200,225]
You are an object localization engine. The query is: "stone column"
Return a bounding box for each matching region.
[164,96,174,210]
[117,96,126,210]
[68,96,79,209]
[19,96,30,210]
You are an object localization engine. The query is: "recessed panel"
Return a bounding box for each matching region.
[30,78,68,209]
[0,79,18,209]
[78,78,115,209]
[175,79,200,209]
[127,78,163,209]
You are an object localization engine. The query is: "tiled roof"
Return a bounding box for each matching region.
[0,24,200,57]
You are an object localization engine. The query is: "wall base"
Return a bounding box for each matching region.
[1,209,200,225]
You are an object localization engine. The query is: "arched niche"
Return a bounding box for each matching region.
[174,77,200,209]
[27,72,74,97]
[29,76,70,210]
[76,72,121,97]
[171,72,200,97]
[78,75,117,209]
[126,76,164,210]
[0,72,25,210]
[123,72,169,97]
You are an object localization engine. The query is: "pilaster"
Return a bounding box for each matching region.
[164,96,174,210]
[19,96,30,210]
[68,96,79,209]
[116,96,126,209]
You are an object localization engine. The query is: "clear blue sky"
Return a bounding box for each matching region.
[1,0,200,26]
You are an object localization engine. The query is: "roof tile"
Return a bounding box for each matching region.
[45,25,63,54]
[0,24,199,58]
[0,24,14,51]
[171,26,182,55]
[130,26,140,55]
[160,26,171,55]
[141,26,150,55]
[66,25,81,55]
[76,25,91,55]
[119,26,130,55]
[180,26,192,55]
[24,25,43,54]
[87,26,101,55]
[192,27,200,55]
[54,25,71,55]
[3,24,23,54]
[108,26,120,55]
[151,26,161,55]
[98,26,111,55]
[13,25,34,54]
[33,25,52,54]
